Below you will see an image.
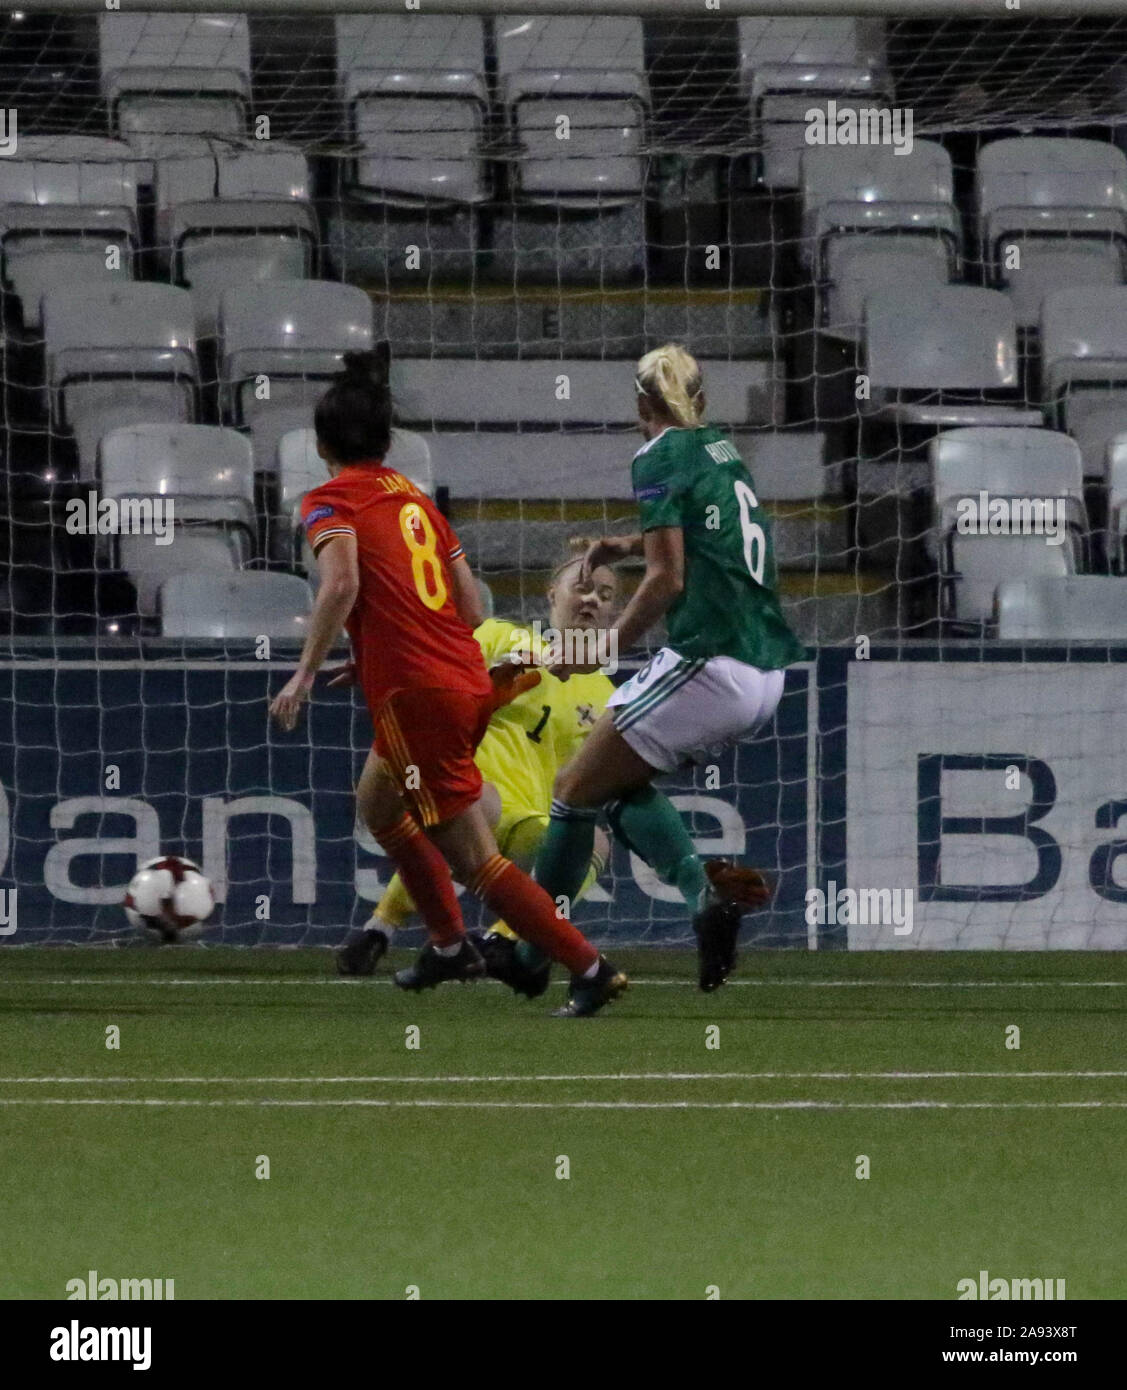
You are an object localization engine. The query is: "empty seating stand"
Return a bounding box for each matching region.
[218,278,374,471]
[100,12,251,157]
[99,424,255,616]
[159,570,313,639]
[43,281,199,481]
[493,15,648,281]
[0,136,140,330]
[801,141,959,340]
[996,575,1127,639]
[977,138,1127,329]
[739,17,890,188]
[863,285,1043,427]
[931,427,1087,624]
[335,14,489,207]
[155,139,318,336]
[496,15,648,206]
[1041,285,1127,474]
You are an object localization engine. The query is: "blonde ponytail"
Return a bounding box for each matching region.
[635,343,704,428]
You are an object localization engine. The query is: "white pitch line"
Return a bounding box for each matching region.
[1,1071,1125,1084]
[8,977,1127,989]
[0,1098,1124,1110]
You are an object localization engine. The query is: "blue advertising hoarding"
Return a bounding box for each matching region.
[0,646,813,946]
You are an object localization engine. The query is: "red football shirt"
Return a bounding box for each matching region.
[301,462,490,710]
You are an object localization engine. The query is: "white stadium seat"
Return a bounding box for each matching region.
[948,532,1074,625]
[977,138,1127,327]
[156,139,318,335]
[335,15,488,204]
[159,570,313,639]
[739,17,890,187]
[1103,432,1127,569]
[496,16,647,203]
[100,12,250,156]
[122,529,242,620]
[43,282,198,481]
[0,135,140,329]
[800,142,959,339]
[930,428,1087,624]
[98,424,256,537]
[931,426,1085,516]
[218,279,374,470]
[864,285,1042,426]
[996,575,1127,639]
[1041,285,1127,472]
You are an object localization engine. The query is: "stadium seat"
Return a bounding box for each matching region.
[496,16,647,203]
[931,427,1087,623]
[1103,433,1127,570]
[996,575,1127,639]
[334,15,488,204]
[43,282,198,481]
[1041,285,1127,472]
[156,139,318,336]
[738,17,890,187]
[0,136,139,329]
[100,13,251,156]
[863,285,1043,426]
[218,279,374,471]
[122,528,243,620]
[946,532,1074,625]
[158,570,313,639]
[98,423,256,540]
[800,142,960,339]
[977,138,1127,328]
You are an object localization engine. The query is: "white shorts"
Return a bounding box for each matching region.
[606,647,786,773]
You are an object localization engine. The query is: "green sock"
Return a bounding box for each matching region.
[608,786,707,915]
[519,808,598,972]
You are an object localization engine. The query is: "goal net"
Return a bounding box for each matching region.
[3,2,1127,949]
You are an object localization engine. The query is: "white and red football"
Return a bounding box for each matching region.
[123,855,215,943]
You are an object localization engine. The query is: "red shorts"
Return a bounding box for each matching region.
[371,686,493,828]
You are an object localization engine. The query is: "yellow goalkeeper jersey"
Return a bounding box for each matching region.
[473,618,614,816]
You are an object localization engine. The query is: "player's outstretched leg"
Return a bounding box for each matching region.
[608,786,771,990]
[432,804,627,1017]
[355,754,484,990]
[492,825,610,1000]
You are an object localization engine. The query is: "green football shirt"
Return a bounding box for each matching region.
[631,425,805,671]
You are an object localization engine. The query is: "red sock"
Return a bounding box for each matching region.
[469,855,598,976]
[377,813,464,948]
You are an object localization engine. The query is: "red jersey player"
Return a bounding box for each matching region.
[268,350,627,1016]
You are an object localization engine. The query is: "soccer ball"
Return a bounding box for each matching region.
[124,856,215,943]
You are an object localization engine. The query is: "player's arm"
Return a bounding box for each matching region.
[270,533,360,731]
[608,525,684,655]
[577,532,643,576]
[449,553,485,629]
[550,527,683,678]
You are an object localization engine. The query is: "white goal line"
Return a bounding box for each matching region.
[1,1070,1125,1084]
[0,1098,1124,1111]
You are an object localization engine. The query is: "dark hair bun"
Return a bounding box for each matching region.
[340,349,388,388]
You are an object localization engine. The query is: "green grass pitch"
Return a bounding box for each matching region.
[0,946,1124,1300]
